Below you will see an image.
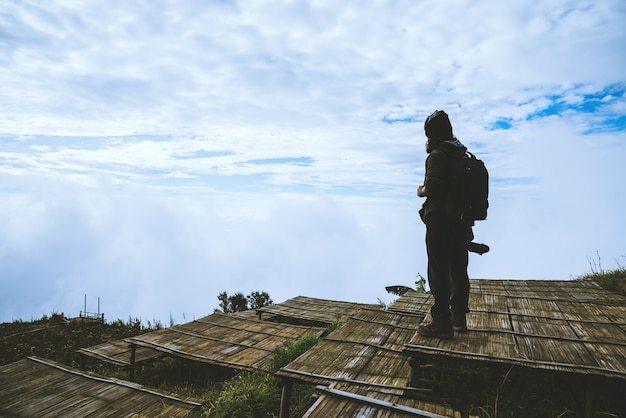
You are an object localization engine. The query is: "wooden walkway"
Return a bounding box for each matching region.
[278,279,626,417]
[57,283,625,416]
[78,297,369,370]
[403,279,626,380]
[0,357,201,417]
[276,307,463,417]
[126,311,325,372]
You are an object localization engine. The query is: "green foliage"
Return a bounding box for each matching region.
[204,372,280,418]
[271,331,319,372]
[217,292,230,313]
[384,285,414,296]
[325,319,343,335]
[415,272,428,293]
[217,291,273,313]
[217,291,248,313]
[230,292,249,313]
[0,315,158,367]
[385,272,429,297]
[247,291,273,310]
[203,331,320,417]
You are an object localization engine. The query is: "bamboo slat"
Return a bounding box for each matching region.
[301,383,462,418]
[78,340,161,366]
[0,357,200,417]
[387,291,433,316]
[402,279,626,380]
[125,312,325,372]
[257,295,380,325]
[277,308,422,392]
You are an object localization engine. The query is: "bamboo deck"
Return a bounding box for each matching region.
[11,281,621,417]
[127,311,325,372]
[280,279,625,417]
[404,279,626,380]
[77,309,264,367]
[276,307,466,416]
[0,357,201,417]
[256,295,381,325]
[277,307,420,391]
[78,339,162,366]
[302,383,460,418]
[78,297,374,370]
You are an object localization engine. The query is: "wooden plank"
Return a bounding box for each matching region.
[277,308,422,393]
[403,344,626,379]
[302,383,462,418]
[0,358,201,417]
[314,385,449,418]
[78,341,161,366]
[125,313,325,372]
[257,296,380,324]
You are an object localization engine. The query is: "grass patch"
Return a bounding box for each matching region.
[204,372,281,417]
[271,331,320,372]
[578,266,626,296]
[0,314,154,367]
[202,330,322,417]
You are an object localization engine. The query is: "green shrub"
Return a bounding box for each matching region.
[203,332,322,417]
[270,331,319,372]
[204,372,280,418]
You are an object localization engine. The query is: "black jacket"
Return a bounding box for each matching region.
[420,138,467,223]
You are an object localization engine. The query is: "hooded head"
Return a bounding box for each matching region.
[424,110,453,141]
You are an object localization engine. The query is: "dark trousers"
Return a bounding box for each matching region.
[425,214,470,323]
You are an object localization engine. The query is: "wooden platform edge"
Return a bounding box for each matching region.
[26,356,203,407]
[314,385,449,418]
[77,347,131,366]
[402,344,626,379]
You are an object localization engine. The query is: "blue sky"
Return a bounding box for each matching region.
[1,0,625,323]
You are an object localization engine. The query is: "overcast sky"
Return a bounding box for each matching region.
[1,0,625,324]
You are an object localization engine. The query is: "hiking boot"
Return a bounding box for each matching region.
[418,321,454,339]
[452,313,468,333]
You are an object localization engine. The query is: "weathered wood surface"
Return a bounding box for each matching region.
[257,295,381,325]
[0,357,201,417]
[127,311,325,372]
[77,309,264,367]
[403,279,626,379]
[279,307,467,416]
[302,384,460,418]
[78,339,161,366]
[277,308,422,393]
[387,291,432,316]
[285,279,624,417]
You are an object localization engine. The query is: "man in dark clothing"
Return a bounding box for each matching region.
[417,110,471,339]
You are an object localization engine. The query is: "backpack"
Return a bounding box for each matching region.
[459,151,489,221]
[447,151,489,222]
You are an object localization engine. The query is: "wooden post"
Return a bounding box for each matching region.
[278,379,293,418]
[129,343,137,381]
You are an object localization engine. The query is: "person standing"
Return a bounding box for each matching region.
[417,110,471,339]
